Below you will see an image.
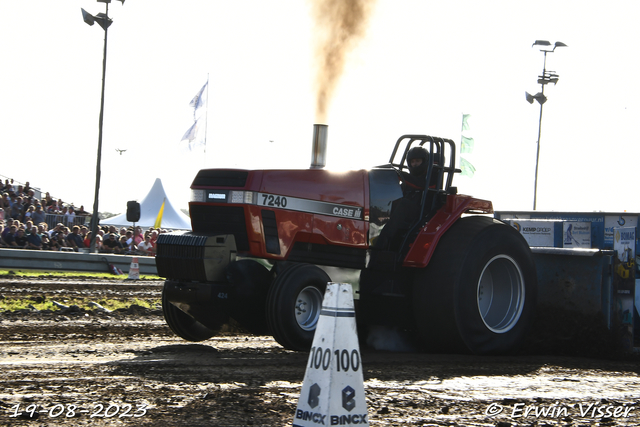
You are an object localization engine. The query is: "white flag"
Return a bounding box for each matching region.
[179,80,208,151]
[189,82,208,112]
[181,118,199,142]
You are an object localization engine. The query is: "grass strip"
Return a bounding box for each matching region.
[0,297,162,313]
[0,269,160,280]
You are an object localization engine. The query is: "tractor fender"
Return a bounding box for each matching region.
[402,194,493,268]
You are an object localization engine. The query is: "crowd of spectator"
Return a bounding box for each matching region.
[1,218,164,256]
[0,178,89,226]
[94,224,162,256]
[0,177,169,256]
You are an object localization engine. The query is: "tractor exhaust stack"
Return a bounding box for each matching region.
[310,124,328,169]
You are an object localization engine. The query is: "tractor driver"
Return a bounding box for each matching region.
[373,146,430,251]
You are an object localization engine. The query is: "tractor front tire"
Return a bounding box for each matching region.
[413,216,537,355]
[226,259,273,335]
[162,291,219,342]
[266,263,330,351]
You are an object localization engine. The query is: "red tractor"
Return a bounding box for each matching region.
[156,128,537,355]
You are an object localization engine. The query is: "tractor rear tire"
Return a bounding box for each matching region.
[266,263,330,351]
[162,291,219,342]
[413,216,537,355]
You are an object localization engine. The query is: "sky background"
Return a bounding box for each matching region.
[0,1,638,216]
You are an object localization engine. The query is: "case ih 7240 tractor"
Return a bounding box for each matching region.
[156,126,537,355]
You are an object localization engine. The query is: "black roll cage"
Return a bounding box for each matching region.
[388,134,460,218]
[378,134,461,258]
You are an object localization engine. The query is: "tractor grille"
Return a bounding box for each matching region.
[156,233,210,281]
[189,205,249,251]
[192,170,248,187]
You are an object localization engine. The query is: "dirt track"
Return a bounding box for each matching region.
[1,276,639,426]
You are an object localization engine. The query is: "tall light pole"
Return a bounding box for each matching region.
[526,40,567,210]
[81,0,124,252]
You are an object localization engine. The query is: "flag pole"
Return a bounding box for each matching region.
[203,73,209,167]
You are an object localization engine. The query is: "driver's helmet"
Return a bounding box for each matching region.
[406,146,429,176]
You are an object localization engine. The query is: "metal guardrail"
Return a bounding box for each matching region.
[43,213,89,229]
[0,248,157,275]
[2,213,89,229]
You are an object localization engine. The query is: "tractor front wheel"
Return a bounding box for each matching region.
[162,291,219,342]
[413,216,537,355]
[226,259,273,335]
[266,263,330,351]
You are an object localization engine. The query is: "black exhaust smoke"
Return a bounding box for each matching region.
[310,124,328,169]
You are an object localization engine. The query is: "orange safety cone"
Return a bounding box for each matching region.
[127,257,140,280]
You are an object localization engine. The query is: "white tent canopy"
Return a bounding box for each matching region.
[100,178,191,230]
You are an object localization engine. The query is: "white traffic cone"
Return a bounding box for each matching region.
[293,282,368,427]
[127,257,140,280]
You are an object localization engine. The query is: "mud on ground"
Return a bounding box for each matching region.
[1,275,639,426]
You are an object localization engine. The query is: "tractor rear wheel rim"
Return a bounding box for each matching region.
[477,255,525,334]
[295,285,323,331]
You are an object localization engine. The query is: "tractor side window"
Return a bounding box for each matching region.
[368,169,404,240]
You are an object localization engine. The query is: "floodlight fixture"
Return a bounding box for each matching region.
[81,8,95,26]
[94,13,113,30]
[534,40,568,53]
[81,8,112,30]
[525,92,547,105]
[537,75,559,85]
[532,40,551,47]
[525,92,534,104]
